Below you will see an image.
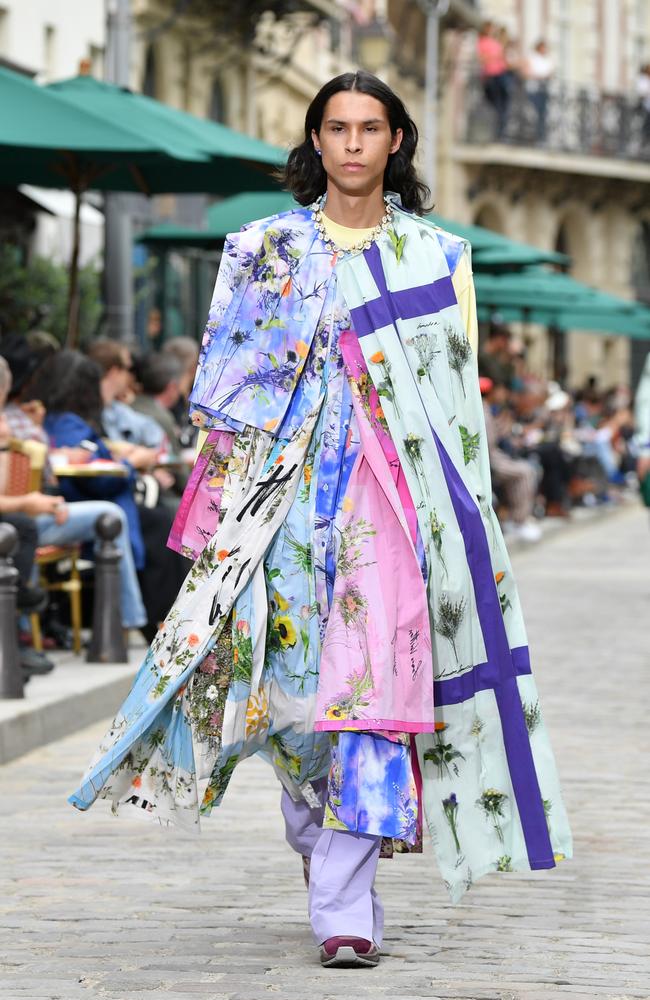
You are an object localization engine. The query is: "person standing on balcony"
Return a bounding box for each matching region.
[496,25,521,100]
[476,21,511,140]
[68,70,571,970]
[525,39,554,143]
[635,64,650,150]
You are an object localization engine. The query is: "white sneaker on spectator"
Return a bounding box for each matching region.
[514,520,542,543]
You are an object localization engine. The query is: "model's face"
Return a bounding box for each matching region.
[312,91,402,197]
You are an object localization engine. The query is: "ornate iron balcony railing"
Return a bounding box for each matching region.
[461,75,650,162]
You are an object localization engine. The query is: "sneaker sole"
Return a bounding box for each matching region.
[320,945,380,968]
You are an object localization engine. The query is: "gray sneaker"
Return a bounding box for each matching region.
[319,936,380,968]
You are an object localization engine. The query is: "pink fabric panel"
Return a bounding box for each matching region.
[315,334,434,733]
[167,429,235,559]
[340,331,419,547]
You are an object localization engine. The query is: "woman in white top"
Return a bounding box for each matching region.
[525,39,553,142]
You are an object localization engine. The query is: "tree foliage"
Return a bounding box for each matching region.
[0,246,102,344]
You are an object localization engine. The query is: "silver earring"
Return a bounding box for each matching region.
[315,149,322,157]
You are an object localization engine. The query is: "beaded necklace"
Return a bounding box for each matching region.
[310,194,393,255]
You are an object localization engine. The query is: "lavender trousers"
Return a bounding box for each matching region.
[280,779,384,946]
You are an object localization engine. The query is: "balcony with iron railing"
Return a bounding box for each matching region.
[460,74,650,164]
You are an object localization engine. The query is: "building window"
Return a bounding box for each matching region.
[44,24,56,81]
[209,78,225,123]
[142,43,156,98]
[632,221,650,304]
[474,204,505,234]
[556,1,572,83]
[88,44,103,78]
[633,0,648,81]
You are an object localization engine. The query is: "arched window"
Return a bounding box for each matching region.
[473,204,505,234]
[142,44,156,98]
[550,221,571,382]
[632,221,650,305]
[555,221,568,258]
[209,78,225,123]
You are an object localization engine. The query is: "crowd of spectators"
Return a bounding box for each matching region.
[478,324,638,544]
[0,332,200,681]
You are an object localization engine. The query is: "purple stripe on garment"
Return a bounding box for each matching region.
[431,428,554,869]
[434,645,531,706]
[348,243,457,338]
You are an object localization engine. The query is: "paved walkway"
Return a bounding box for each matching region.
[1,505,649,1000]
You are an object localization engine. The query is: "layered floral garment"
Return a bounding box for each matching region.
[70,196,571,901]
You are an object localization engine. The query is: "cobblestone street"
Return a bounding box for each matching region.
[1,505,649,1000]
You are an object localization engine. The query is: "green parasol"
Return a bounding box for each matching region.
[0,67,286,343]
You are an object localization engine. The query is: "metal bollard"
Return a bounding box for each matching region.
[86,512,128,664]
[0,523,24,698]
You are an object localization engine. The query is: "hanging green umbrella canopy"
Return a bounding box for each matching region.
[427,213,569,269]
[474,268,650,339]
[0,65,214,345]
[469,245,566,269]
[137,192,298,246]
[46,75,285,195]
[0,69,286,193]
[0,65,200,187]
[206,191,298,233]
[0,67,286,344]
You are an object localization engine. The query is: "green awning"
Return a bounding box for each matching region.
[205,192,298,235]
[474,268,650,339]
[0,67,287,344]
[0,66,181,171]
[134,221,224,247]
[427,213,569,269]
[0,68,285,194]
[46,75,285,195]
[137,192,298,246]
[469,245,566,269]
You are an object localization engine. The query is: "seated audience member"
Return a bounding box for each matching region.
[86,339,182,503]
[0,356,55,676]
[478,323,515,387]
[634,352,650,501]
[26,351,188,640]
[132,353,189,493]
[0,334,49,445]
[132,354,184,453]
[573,388,627,491]
[85,338,165,450]
[482,377,541,542]
[0,343,147,637]
[521,384,576,517]
[162,337,200,447]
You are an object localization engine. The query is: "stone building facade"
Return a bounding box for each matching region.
[129,0,650,387]
[431,0,650,388]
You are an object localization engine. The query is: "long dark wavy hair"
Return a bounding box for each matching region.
[26,350,104,430]
[282,71,431,215]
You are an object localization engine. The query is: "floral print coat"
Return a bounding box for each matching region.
[70,196,571,901]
